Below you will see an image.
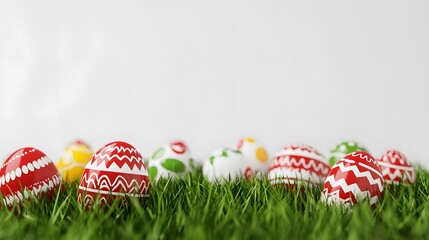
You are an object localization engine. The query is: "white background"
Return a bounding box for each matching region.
[1,0,428,166]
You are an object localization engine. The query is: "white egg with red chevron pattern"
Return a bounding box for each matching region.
[77,141,149,207]
[321,151,384,207]
[147,141,194,183]
[203,148,252,183]
[268,144,331,187]
[377,150,415,184]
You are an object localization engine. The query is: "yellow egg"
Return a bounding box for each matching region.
[57,140,93,183]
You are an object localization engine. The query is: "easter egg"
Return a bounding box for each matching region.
[329,141,368,165]
[77,141,149,207]
[237,137,270,174]
[203,148,252,183]
[57,140,93,183]
[321,151,384,207]
[147,141,194,183]
[268,144,330,187]
[0,147,62,206]
[377,150,415,184]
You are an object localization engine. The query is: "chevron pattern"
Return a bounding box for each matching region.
[321,151,384,207]
[89,142,146,173]
[378,150,415,184]
[269,145,330,186]
[79,171,149,194]
[78,141,150,207]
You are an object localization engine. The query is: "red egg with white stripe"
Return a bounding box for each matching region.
[268,144,331,187]
[378,150,415,184]
[321,151,384,207]
[77,141,149,207]
[0,147,62,206]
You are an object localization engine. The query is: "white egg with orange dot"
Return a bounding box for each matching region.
[237,138,270,175]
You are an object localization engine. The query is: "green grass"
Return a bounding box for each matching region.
[1,168,429,240]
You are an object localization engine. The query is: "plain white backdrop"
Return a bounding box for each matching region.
[1,0,429,166]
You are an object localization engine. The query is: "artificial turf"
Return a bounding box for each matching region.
[0,168,428,240]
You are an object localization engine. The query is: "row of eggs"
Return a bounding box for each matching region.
[0,139,415,208]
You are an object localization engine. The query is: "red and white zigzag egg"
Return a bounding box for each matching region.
[378,150,415,184]
[268,144,331,187]
[321,151,384,207]
[78,141,149,207]
[0,147,62,206]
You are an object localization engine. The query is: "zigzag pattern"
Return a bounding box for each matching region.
[270,155,330,176]
[322,159,383,206]
[103,145,138,154]
[80,172,149,194]
[332,162,384,191]
[321,188,379,207]
[380,150,409,166]
[29,173,62,195]
[321,188,354,206]
[78,192,148,207]
[381,167,415,184]
[78,193,97,206]
[91,153,144,170]
[324,174,383,195]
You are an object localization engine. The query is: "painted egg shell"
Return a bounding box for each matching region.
[0,147,62,206]
[328,141,368,166]
[268,144,330,187]
[321,151,384,207]
[57,140,93,183]
[378,150,415,184]
[237,137,270,174]
[147,141,194,183]
[77,141,149,207]
[203,148,252,183]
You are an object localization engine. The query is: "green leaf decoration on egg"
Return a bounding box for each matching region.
[221,150,228,157]
[148,166,158,182]
[152,148,165,160]
[329,141,368,165]
[161,158,186,173]
[209,156,215,165]
[232,149,241,154]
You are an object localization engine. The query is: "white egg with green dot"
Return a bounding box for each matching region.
[147,143,194,183]
[203,148,252,183]
[328,141,368,166]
